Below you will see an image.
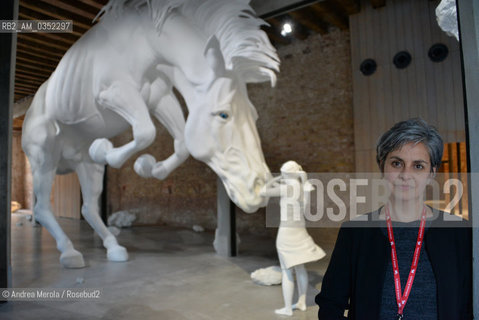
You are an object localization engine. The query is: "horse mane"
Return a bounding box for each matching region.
[95,0,280,86]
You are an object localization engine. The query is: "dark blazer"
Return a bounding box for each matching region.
[315,209,472,320]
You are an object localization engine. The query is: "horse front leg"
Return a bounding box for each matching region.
[134,92,189,180]
[89,81,156,168]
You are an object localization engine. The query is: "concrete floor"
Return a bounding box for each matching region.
[0,213,335,320]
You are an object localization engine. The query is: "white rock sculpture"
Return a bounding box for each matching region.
[107,211,136,228]
[250,266,282,286]
[260,161,326,316]
[22,0,279,268]
[192,225,204,232]
[436,0,459,41]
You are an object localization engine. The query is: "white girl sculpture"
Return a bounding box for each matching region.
[260,161,326,316]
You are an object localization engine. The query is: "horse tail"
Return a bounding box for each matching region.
[24,79,60,135]
[22,79,62,166]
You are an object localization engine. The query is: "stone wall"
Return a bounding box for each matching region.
[106,29,355,239]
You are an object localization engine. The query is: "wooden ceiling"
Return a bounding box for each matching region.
[15,0,108,103]
[12,0,385,129]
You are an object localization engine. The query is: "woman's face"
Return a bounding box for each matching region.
[383,142,435,203]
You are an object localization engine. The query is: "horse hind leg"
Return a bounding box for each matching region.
[29,154,85,268]
[23,117,85,268]
[75,159,128,262]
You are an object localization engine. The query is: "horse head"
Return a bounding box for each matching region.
[184,37,272,213]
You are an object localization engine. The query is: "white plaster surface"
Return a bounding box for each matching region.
[250,266,282,286]
[108,211,136,228]
[192,225,204,232]
[436,0,459,40]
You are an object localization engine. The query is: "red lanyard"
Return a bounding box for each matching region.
[385,205,427,319]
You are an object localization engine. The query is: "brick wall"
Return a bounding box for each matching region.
[107,29,355,239]
[238,29,355,238]
[11,130,33,211]
[11,131,25,209]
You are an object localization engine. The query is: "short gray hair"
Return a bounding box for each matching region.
[376,118,443,172]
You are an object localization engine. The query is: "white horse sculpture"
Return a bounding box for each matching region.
[436,0,459,41]
[22,0,279,268]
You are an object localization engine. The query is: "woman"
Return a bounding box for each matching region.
[260,161,326,316]
[315,118,472,319]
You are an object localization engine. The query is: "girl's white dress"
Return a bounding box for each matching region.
[276,181,326,269]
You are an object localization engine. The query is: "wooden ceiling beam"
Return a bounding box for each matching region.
[255,0,326,19]
[15,87,38,97]
[14,88,35,95]
[15,74,50,87]
[27,28,80,46]
[26,33,78,52]
[16,72,49,86]
[283,13,310,40]
[40,0,98,20]
[15,87,36,94]
[15,83,40,93]
[15,75,44,86]
[15,70,48,82]
[19,0,94,31]
[16,55,57,69]
[310,2,349,30]
[17,42,63,60]
[335,0,360,15]
[15,65,52,78]
[16,48,60,65]
[370,0,386,9]
[73,0,106,11]
[16,69,49,80]
[16,60,54,74]
[15,86,35,92]
[288,7,329,34]
[15,82,39,90]
[14,89,34,95]
[18,33,70,52]
[16,72,46,82]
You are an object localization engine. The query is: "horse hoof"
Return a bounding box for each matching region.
[107,245,128,262]
[134,154,156,178]
[89,138,113,164]
[151,162,170,180]
[60,249,86,269]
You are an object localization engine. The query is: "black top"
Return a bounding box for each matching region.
[379,220,437,319]
[315,209,472,320]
